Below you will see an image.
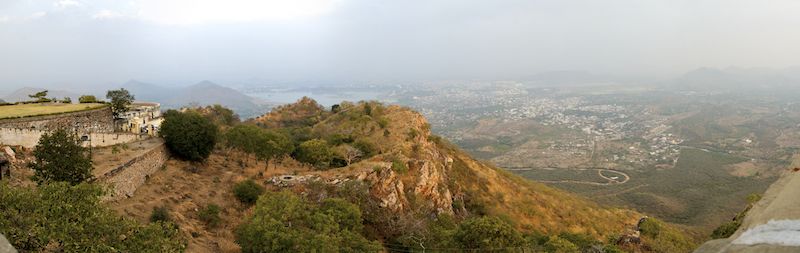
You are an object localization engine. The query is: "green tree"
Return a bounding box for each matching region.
[452,216,525,251]
[198,204,222,228]
[224,124,262,156]
[233,179,265,205]
[235,191,381,253]
[295,139,333,169]
[255,129,294,169]
[160,110,218,161]
[29,128,93,185]
[106,88,135,118]
[78,95,99,103]
[0,182,185,252]
[28,90,49,103]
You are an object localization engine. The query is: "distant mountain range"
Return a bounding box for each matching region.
[122,80,272,118]
[1,87,80,103]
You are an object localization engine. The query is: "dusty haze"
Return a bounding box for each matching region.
[1,0,800,90]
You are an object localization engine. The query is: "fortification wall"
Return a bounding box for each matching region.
[0,107,115,133]
[97,144,168,201]
[0,128,42,148]
[0,128,145,148]
[88,133,147,147]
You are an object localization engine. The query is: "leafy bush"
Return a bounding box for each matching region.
[233,179,265,205]
[710,221,740,239]
[199,204,222,228]
[294,139,333,169]
[160,110,218,161]
[29,128,93,185]
[452,216,525,250]
[377,117,389,128]
[150,206,171,223]
[391,159,408,174]
[543,236,579,253]
[78,95,99,103]
[0,182,185,252]
[353,138,377,157]
[235,191,381,253]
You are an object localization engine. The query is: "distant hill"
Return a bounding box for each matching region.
[2,87,80,103]
[121,80,270,119]
[121,80,178,102]
[668,67,800,93]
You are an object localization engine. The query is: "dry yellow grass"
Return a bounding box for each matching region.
[0,103,107,119]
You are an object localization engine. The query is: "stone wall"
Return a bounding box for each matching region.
[0,128,145,148]
[0,106,115,133]
[96,144,168,201]
[0,128,41,148]
[87,133,147,147]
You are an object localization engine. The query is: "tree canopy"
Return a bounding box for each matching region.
[29,128,93,185]
[160,110,218,161]
[295,139,333,169]
[28,90,50,103]
[106,88,135,118]
[78,95,99,103]
[452,216,526,251]
[235,191,381,253]
[0,182,185,252]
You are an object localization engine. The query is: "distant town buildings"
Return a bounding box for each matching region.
[119,102,163,136]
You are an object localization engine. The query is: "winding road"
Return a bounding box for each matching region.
[505,167,630,186]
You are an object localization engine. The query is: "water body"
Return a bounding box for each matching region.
[248,90,384,107]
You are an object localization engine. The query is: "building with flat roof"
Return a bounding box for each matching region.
[119,102,163,136]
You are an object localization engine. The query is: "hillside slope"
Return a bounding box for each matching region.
[111,99,695,252]
[254,99,696,250]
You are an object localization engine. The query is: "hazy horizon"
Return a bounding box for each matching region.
[2,0,800,90]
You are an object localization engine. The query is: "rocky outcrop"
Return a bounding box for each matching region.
[0,233,17,253]
[366,164,408,211]
[695,169,800,253]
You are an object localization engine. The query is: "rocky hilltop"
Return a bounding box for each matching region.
[252,98,696,251]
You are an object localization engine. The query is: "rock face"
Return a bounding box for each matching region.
[695,169,800,253]
[366,164,408,211]
[0,233,17,253]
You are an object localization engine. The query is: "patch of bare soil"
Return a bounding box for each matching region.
[108,152,300,253]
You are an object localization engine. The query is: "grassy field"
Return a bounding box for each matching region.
[513,148,775,231]
[0,103,107,119]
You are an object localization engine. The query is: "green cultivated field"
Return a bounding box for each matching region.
[0,103,107,119]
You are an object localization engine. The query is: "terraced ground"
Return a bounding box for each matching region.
[0,103,106,119]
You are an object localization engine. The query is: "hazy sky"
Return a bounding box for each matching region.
[1,0,800,89]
